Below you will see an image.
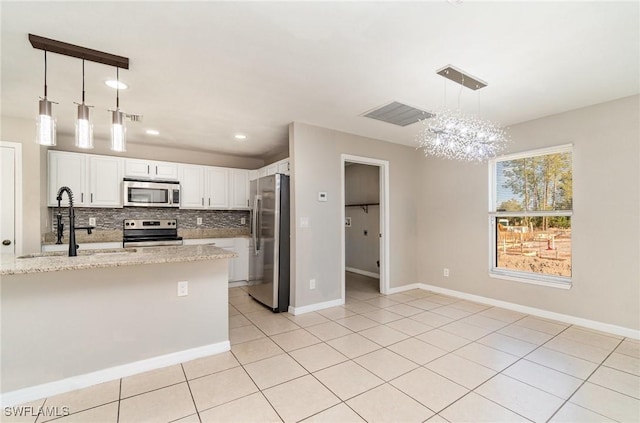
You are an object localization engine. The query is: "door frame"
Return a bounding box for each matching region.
[0,141,23,255]
[340,154,390,298]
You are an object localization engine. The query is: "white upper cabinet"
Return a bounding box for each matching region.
[249,158,290,181]
[206,167,229,209]
[124,159,178,180]
[48,151,88,206]
[229,169,249,209]
[179,165,234,210]
[89,156,123,207]
[49,151,250,210]
[179,165,206,209]
[266,163,278,176]
[277,160,290,175]
[49,151,123,208]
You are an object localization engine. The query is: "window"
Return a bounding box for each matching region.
[489,145,573,287]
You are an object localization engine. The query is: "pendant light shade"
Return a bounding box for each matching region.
[75,59,94,149]
[36,51,56,146]
[37,98,56,146]
[110,67,126,152]
[111,109,126,152]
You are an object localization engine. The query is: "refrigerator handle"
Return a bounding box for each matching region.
[255,197,262,252]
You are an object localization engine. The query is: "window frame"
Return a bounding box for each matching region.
[488,144,573,289]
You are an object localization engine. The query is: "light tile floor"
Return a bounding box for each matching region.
[8,272,640,423]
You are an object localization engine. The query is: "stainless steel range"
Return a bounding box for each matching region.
[122,219,183,247]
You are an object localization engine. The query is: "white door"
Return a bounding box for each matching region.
[0,146,15,254]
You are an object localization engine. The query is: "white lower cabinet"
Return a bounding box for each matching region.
[183,237,249,283]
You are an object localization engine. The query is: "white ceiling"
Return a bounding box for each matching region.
[2,1,638,159]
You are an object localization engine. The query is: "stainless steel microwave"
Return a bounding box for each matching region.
[123,179,180,207]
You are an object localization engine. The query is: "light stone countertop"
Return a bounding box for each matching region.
[0,245,237,276]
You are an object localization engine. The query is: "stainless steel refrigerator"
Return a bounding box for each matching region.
[248,173,290,312]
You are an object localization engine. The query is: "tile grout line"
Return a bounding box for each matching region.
[446,323,578,423]
[116,378,122,423]
[181,363,202,423]
[544,336,627,423]
[234,284,625,422]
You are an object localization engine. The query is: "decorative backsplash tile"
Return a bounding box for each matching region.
[49,207,250,231]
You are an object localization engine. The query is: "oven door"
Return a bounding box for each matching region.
[123,181,179,207]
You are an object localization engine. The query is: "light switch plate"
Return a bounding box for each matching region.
[89,217,96,226]
[300,217,310,228]
[318,192,328,202]
[197,217,203,225]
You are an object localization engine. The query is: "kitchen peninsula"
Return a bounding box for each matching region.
[0,245,236,404]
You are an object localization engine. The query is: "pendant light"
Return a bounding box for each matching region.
[75,59,94,149]
[110,67,126,152]
[36,50,56,146]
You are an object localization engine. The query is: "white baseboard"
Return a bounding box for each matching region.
[228,280,248,288]
[387,283,423,294]
[420,283,640,340]
[345,267,380,279]
[1,341,230,407]
[288,298,345,315]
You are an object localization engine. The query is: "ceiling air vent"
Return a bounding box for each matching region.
[362,101,433,127]
[126,113,143,122]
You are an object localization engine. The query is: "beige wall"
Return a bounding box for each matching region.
[416,95,640,330]
[289,122,419,308]
[51,135,264,169]
[345,163,380,274]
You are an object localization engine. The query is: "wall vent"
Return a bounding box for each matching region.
[362,101,433,127]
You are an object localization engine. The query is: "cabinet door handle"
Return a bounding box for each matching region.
[209,198,211,206]
[81,193,84,203]
[91,193,93,203]
[202,198,204,206]
[156,165,158,175]
[147,165,150,174]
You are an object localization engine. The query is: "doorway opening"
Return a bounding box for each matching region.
[341,154,389,302]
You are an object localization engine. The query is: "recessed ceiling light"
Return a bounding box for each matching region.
[105,80,128,90]
[145,129,160,135]
[234,134,247,140]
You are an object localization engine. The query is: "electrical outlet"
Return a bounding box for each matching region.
[241,217,246,225]
[89,217,96,226]
[443,268,450,277]
[196,217,203,225]
[178,281,188,296]
[310,279,316,289]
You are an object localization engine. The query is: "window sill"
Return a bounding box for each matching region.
[489,271,572,290]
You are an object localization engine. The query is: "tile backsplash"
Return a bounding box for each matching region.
[49,207,250,231]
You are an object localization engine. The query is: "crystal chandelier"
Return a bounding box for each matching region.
[417,65,508,162]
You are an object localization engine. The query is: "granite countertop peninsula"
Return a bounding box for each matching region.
[41,228,250,245]
[0,245,237,276]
